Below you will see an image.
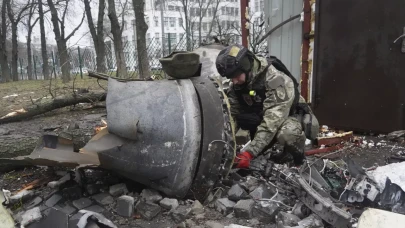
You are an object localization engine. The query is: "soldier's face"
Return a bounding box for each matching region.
[232,73,246,85]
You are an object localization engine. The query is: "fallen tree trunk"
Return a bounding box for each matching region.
[0,92,106,124]
[88,71,152,81]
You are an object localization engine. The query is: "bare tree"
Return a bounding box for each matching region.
[195,0,213,45]
[25,3,40,80]
[205,0,220,38]
[107,0,127,78]
[38,0,50,79]
[47,0,85,83]
[7,0,32,81]
[0,0,11,82]
[83,0,106,73]
[132,0,150,79]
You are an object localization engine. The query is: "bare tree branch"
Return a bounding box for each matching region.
[65,11,85,41]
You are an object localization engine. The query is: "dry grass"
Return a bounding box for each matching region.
[0,76,107,117]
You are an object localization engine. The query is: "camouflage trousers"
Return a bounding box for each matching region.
[254,116,306,165]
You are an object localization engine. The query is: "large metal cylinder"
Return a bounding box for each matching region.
[98,44,234,200]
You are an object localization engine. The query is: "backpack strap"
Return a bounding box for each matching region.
[266,56,300,115]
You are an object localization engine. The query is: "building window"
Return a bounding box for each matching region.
[169,17,175,27]
[124,21,128,30]
[155,32,161,45]
[176,6,180,11]
[221,7,225,15]
[164,33,177,47]
[168,5,175,11]
[226,20,231,29]
[260,0,264,10]
[196,8,200,17]
[230,7,234,16]
[235,9,239,16]
[178,17,183,27]
[131,19,135,26]
[203,22,207,31]
[154,16,159,27]
[221,20,225,28]
[208,8,211,17]
[164,17,169,27]
[202,8,207,17]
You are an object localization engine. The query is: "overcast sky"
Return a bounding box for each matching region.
[18,0,95,47]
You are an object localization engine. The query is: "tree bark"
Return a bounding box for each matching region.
[47,0,85,83]
[107,0,127,78]
[132,0,150,79]
[84,0,106,73]
[0,0,11,82]
[38,0,50,80]
[0,92,106,124]
[26,5,39,80]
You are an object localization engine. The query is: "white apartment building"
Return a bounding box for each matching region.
[105,0,242,70]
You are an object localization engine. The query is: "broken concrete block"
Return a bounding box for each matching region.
[297,214,324,227]
[228,184,249,201]
[25,196,43,210]
[45,193,63,207]
[21,207,42,227]
[234,199,255,219]
[58,205,78,217]
[117,195,135,217]
[61,185,82,200]
[83,204,105,213]
[48,173,71,188]
[189,200,204,215]
[72,197,92,210]
[159,198,179,210]
[248,218,260,227]
[140,189,163,203]
[240,177,260,192]
[85,184,103,196]
[109,183,128,197]
[276,211,301,227]
[170,205,189,223]
[92,192,114,205]
[224,225,253,228]
[206,220,225,228]
[252,201,280,224]
[215,198,235,215]
[135,200,161,221]
[249,185,273,200]
[7,189,35,205]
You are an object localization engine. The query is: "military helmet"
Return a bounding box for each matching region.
[159,51,200,79]
[215,44,253,79]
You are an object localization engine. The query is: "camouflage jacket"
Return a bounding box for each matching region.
[227,56,296,156]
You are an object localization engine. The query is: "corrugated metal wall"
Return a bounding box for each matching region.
[264,0,303,81]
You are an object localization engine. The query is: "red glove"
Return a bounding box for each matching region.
[234,151,254,169]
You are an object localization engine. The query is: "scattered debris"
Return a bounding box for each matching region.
[116,195,135,217]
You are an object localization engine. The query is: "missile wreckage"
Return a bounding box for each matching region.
[0,44,235,201]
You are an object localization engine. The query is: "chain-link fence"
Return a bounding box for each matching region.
[12,34,202,80]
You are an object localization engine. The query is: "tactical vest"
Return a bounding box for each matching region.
[233,56,299,131]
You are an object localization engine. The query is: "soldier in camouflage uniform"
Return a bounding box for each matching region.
[216,44,307,167]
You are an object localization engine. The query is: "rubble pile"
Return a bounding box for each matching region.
[3,127,405,228]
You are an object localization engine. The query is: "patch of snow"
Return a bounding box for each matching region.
[2,94,18,99]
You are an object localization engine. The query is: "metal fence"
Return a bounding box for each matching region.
[11,34,201,80]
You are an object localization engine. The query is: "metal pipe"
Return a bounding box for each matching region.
[301,0,311,101]
[240,0,249,47]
